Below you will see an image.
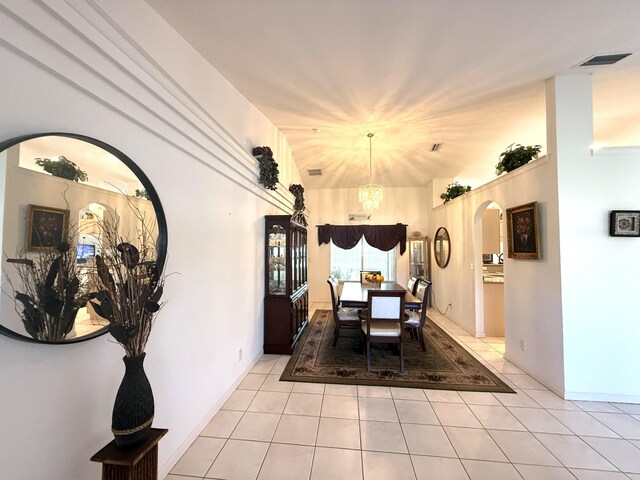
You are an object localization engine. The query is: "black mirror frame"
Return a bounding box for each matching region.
[434,226,451,269]
[0,132,168,344]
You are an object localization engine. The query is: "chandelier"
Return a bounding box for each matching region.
[358,132,383,212]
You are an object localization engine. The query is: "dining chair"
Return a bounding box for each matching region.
[360,270,381,283]
[404,279,432,351]
[407,275,419,295]
[362,290,405,372]
[327,276,361,346]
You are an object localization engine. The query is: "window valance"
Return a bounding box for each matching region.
[317,224,407,255]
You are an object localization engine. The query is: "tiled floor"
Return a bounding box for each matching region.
[167,304,640,480]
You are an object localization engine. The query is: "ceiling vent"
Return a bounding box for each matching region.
[579,53,631,67]
[348,213,371,221]
[307,168,322,176]
[431,143,442,152]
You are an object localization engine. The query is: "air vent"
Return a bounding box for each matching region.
[348,213,371,221]
[579,53,631,66]
[307,168,322,176]
[431,143,442,152]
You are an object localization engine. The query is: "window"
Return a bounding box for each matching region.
[330,239,397,281]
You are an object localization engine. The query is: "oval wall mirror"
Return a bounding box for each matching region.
[434,227,451,268]
[0,133,167,344]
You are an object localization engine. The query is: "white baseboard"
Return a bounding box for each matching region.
[563,391,640,404]
[158,350,263,478]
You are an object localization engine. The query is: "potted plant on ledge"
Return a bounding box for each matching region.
[252,146,279,190]
[495,144,542,175]
[440,181,471,204]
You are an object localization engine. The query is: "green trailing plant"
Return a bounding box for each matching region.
[35,156,88,182]
[6,238,90,342]
[89,206,165,357]
[252,146,279,191]
[495,144,542,175]
[440,181,471,204]
[135,189,150,200]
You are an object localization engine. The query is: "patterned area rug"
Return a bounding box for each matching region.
[281,309,514,393]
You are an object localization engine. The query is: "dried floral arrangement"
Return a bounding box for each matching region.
[89,205,165,357]
[252,146,279,190]
[35,155,88,182]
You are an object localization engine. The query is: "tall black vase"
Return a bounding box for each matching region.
[112,352,154,449]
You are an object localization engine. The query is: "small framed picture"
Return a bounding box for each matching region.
[27,205,70,251]
[610,210,640,237]
[506,202,540,259]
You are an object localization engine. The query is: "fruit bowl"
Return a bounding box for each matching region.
[364,274,384,285]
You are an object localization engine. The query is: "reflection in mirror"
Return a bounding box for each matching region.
[0,134,165,344]
[434,227,451,269]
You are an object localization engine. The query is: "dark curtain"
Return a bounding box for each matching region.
[317,224,407,255]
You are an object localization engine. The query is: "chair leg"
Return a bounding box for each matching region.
[366,339,371,372]
[418,329,426,352]
[333,324,339,346]
[399,337,404,373]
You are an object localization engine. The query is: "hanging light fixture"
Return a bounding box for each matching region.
[358,132,383,212]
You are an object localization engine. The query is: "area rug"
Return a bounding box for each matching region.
[281,309,514,393]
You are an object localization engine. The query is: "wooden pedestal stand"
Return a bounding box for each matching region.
[91,428,167,480]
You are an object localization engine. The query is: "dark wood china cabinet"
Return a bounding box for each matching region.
[264,215,308,354]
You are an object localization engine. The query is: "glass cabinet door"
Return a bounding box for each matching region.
[268,224,287,295]
[408,233,430,279]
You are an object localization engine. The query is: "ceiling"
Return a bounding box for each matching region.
[146,0,640,189]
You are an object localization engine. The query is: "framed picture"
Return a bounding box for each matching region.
[610,210,640,237]
[26,205,70,251]
[506,202,540,259]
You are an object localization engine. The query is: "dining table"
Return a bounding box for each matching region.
[338,281,421,310]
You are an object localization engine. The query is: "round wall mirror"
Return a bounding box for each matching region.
[0,133,167,344]
[434,227,451,268]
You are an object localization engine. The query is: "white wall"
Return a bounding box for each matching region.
[0,0,301,478]
[306,186,429,303]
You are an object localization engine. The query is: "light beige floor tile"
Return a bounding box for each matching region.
[204,439,269,479]
[324,383,358,396]
[270,356,291,375]
[171,437,225,477]
[201,410,244,438]
[283,392,323,416]
[251,361,277,375]
[272,414,319,445]
[467,343,496,352]
[359,397,399,422]
[489,344,505,354]
[523,389,580,410]
[476,351,506,362]
[362,451,416,480]
[423,390,464,403]
[291,382,325,394]
[222,390,258,411]
[358,385,392,398]
[534,433,616,470]
[360,420,408,453]
[247,391,289,414]
[494,389,540,408]
[502,373,547,390]
[459,392,501,406]
[395,399,440,425]
[514,464,576,480]
[259,374,294,393]
[444,427,508,462]
[460,459,522,480]
[488,429,562,466]
[569,469,630,480]
[164,475,198,479]
[483,337,505,344]
[321,394,359,419]
[507,407,573,434]
[612,403,640,415]
[548,409,620,437]
[627,474,640,480]
[468,405,527,431]
[573,401,623,413]
[402,424,457,457]
[230,412,281,442]
[486,361,525,375]
[311,447,363,480]
[238,373,268,390]
[390,387,427,401]
[257,443,314,480]
[431,402,482,428]
[581,436,640,474]
[316,417,361,449]
[590,413,640,439]
[411,455,469,480]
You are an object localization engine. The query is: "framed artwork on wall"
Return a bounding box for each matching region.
[27,205,70,251]
[610,210,640,237]
[506,202,540,259]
